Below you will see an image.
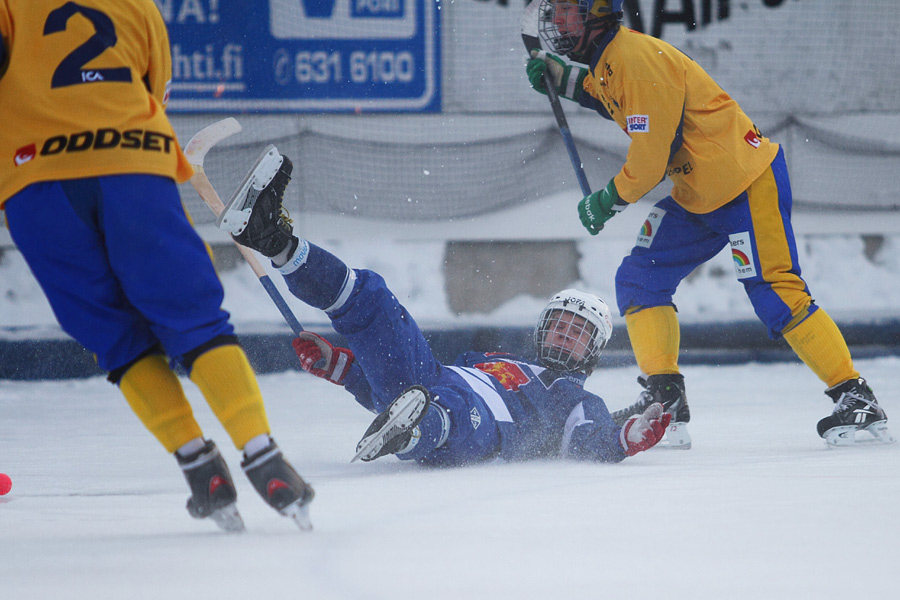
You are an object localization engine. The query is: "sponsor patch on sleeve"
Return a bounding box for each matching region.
[744,130,761,148]
[626,114,649,133]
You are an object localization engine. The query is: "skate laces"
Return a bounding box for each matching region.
[277,206,293,228]
[834,389,877,414]
[268,167,292,228]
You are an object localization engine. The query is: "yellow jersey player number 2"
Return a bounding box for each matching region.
[0,0,315,531]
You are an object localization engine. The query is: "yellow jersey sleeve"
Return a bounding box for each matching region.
[0,0,193,206]
[583,28,778,214]
[144,3,173,109]
[0,3,9,79]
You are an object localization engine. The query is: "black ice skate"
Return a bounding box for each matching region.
[241,439,315,531]
[352,385,432,463]
[611,374,692,449]
[177,439,245,533]
[817,377,896,447]
[218,145,296,258]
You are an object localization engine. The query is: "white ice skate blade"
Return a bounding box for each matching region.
[217,145,283,235]
[351,388,429,463]
[657,421,692,450]
[210,503,246,533]
[824,421,897,448]
[280,500,313,532]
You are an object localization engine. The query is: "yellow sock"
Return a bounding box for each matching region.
[119,354,203,453]
[625,305,681,375]
[189,344,271,451]
[783,308,858,388]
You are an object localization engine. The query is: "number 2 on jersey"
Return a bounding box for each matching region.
[43,2,132,88]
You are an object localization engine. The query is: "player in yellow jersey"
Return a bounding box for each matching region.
[0,0,314,529]
[526,0,894,447]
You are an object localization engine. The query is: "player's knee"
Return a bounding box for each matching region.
[180,334,241,373]
[749,284,813,337]
[107,344,165,385]
[615,263,670,315]
[780,302,817,336]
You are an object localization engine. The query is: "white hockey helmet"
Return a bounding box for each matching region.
[534,289,613,373]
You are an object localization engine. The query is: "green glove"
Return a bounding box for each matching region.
[578,180,627,235]
[526,50,587,103]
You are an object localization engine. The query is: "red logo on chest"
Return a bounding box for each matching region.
[14,144,36,166]
[474,361,530,391]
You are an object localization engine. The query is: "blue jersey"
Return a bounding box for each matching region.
[325,270,626,467]
[450,351,625,463]
[341,350,625,464]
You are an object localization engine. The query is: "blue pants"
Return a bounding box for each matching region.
[615,148,814,339]
[4,175,234,372]
[328,270,500,466]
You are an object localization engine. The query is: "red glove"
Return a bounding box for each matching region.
[292,332,354,385]
[619,402,673,457]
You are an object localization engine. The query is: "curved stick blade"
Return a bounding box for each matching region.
[521,0,542,51]
[184,117,242,168]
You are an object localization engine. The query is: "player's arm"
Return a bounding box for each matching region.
[0,3,10,82]
[562,395,627,463]
[144,0,194,183]
[144,1,173,108]
[612,78,686,203]
[292,332,378,412]
[0,35,7,80]
[578,68,686,234]
[578,71,614,120]
[563,395,669,461]
[526,50,587,103]
[338,365,377,413]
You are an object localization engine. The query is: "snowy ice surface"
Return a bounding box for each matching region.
[2,192,899,596]
[2,357,899,599]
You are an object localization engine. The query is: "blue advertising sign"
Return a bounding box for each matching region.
[157,0,440,112]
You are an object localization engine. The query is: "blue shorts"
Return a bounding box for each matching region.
[4,174,234,372]
[615,148,815,338]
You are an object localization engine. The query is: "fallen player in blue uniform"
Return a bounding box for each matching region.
[222,147,670,466]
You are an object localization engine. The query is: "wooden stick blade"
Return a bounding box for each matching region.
[521,0,542,47]
[184,117,242,169]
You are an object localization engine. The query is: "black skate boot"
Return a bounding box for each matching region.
[241,439,315,531]
[352,385,432,463]
[611,374,691,449]
[177,439,245,533]
[817,377,895,447]
[218,145,296,258]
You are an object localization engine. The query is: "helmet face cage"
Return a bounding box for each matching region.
[534,290,613,373]
[538,0,624,59]
[538,0,588,56]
